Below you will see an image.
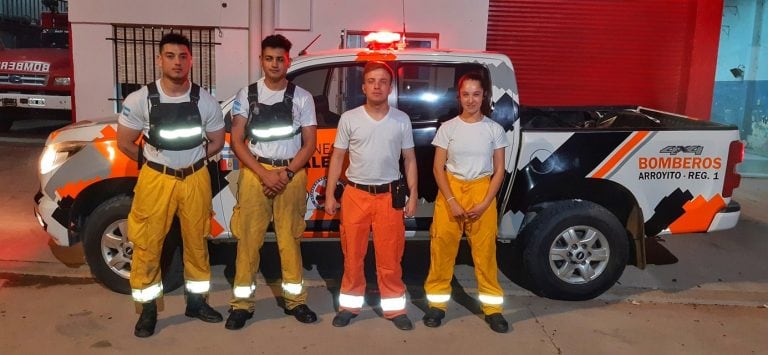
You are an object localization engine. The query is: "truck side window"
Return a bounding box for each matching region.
[396,63,488,123]
[289,64,366,128]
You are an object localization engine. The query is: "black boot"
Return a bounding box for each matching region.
[134,301,157,338]
[185,293,223,323]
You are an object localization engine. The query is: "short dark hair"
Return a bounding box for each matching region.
[159,33,191,53]
[457,71,493,116]
[363,61,394,82]
[262,34,292,53]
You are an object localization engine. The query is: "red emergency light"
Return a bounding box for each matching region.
[364,31,403,50]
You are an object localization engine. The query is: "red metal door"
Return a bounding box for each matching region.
[487,0,722,118]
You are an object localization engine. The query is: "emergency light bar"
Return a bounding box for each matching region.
[364,31,403,50]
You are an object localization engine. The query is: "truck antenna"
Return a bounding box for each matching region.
[299,34,322,56]
[399,0,407,49]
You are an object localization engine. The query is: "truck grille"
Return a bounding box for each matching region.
[0,73,48,86]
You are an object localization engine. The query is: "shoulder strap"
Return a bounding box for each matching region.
[189,83,200,103]
[283,82,296,105]
[247,82,259,106]
[147,81,160,108]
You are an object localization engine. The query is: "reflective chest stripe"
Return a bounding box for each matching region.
[159,126,203,139]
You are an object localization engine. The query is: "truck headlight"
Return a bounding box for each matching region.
[40,141,86,174]
[53,77,71,86]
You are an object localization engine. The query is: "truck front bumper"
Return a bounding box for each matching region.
[0,93,71,110]
[34,190,71,246]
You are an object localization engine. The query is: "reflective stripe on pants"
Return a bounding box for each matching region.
[339,187,407,318]
[229,165,308,311]
[424,173,504,315]
[128,166,213,311]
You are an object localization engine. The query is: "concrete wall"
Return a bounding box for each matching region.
[69,0,488,121]
[275,0,488,53]
[69,0,252,120]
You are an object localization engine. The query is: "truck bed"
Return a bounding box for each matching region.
[520,106,735,131]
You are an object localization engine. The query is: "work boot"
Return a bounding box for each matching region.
[185,293,223,323]
[331,310,357,327]
[422,307,445,328]
[485,313,509,333]
[224,309,253,330]
[391,314,414,331]
[284,304,318,324]
[134,301,157,338]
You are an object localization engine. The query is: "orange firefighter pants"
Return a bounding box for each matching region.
[229,165,308,312]
[128,164,212,309]
[338,186,407,318]
[424,173,504,315]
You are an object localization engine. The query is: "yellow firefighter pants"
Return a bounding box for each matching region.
[229,165,308,312]
[128,164,213,310]
[424,173,504,315]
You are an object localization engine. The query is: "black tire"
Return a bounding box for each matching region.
[521,200,629,301]
[82,195,184,294]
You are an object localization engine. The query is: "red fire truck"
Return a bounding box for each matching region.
[0,10,72,132]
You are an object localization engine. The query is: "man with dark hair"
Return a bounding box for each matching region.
[117,32,225,338]
[324,61,419,330]
[225,34,318,330]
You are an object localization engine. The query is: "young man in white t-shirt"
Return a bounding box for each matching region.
[225,34,319,330]
[117,33,225,338]
[325,61,418,331]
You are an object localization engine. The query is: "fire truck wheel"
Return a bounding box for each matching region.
[83,195,184,295]
[521,200,629,301]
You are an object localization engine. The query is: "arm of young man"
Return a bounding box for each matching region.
[231,114,288,194]
[116,125,142,162]
[323,146,346,216]
[402,147,418,217]
[432,147,467,219]
[285,125,316,174]
[466,147,505,219]
[205,128,225,158]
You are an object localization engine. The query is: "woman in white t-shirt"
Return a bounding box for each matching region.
[423,72,511,333]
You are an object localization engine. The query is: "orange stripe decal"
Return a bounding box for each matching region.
[668,194,726,234]
[592,131,650,178]
[210,216,225,237]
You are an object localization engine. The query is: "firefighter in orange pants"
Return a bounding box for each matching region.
[117,33,225,338]
[422,72,511,333]
[325,61,418,331]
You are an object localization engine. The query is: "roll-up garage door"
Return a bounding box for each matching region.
[487,0,708,114]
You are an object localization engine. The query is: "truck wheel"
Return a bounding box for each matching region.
[521,200,628,301]
[82,195,184,294]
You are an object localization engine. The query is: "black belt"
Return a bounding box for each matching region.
[146,159,206,180]
[256,156,292,167]
[351,181,392,194]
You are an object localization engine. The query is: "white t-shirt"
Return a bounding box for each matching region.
[334,105,415,185]
[231,78,317,160]
[118,79,224,169]
[432,116,509,180]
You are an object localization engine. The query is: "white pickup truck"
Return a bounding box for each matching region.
[34,45,744,301]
